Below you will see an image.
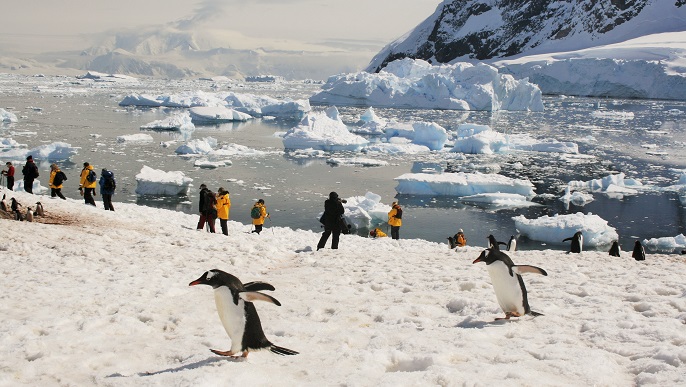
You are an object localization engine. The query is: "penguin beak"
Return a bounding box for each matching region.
[189,277,205,286]
[472,257,482,264]
[472,250,487,264]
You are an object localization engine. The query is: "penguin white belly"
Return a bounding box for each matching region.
[508,240,517,252]
[213,287,246,353]
[486,261,525,316]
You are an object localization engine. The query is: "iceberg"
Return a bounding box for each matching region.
[642,234,686,251]
[394,172,535,197]
[385,122,448,151]
[140,112,195,131]
[116,134,154,143]
[568,173,643,197]
[282,107,368,151]
[175,137,218,155]
[1,142,78,162]
[135,166,193,196]
[310,58,544,111]
[1,108,18,123]
[189,106,253,123]
[513,212,618,247]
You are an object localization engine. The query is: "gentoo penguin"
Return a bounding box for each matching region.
[632,240,646,261]
[506,235,517,252]
[25,207,33,222]
[189,269,298,358]
[0,194,7,212]
[487,234,507,251]
[34,202,44,217]
[473,248,547,320]
[608,241,621,257]
[10,197,19,212]
[563,231,583,253]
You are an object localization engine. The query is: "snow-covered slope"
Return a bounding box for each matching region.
[367,0,686,72]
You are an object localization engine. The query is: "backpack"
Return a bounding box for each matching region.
[86,169,97,183]
[395,207,403,219]
[202,191,216,213]
[103,175,115,190]
[53,171,67,186]
[250,206,261,219]
[456,233,466,247]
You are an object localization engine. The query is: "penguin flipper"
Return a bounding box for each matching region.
[512,265,548,276]
[239,291,282,306]
[528,311,544,317]
[270,345,299,356]
[562,237,572,242]
[497,241,507,247]
[243,281,276,292]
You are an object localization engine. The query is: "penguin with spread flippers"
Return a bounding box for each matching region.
[563,231,583,253]
[189,269,298,358]
[487,234,507,251]
[473,248,547,320]
[506,235,517,252]
[632,240,646,261]
[608,241,621,257]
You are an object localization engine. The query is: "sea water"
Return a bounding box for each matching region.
[1,74,685,253]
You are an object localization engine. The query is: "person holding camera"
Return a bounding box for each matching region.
[388,201,403,240]
[317,191,346,250]
[2,162,14,190]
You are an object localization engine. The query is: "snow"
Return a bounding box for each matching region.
[282,107,369,151]
[1,108,18,123]
[140,111,195,131]
[134,165,193,196]
[311,58,544,111]
[394,172,536,197]
[1,187,685,386]
[513,212,619,247]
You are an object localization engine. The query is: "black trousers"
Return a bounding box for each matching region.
[317,229,341,250]
[391,226,400,240]
[252,224,263,234]
[24,179,33,193]
[51,188,66,200]
[84,188,96,206]
[220,219,228,235]
[102,194,114,211]
[6,176,13,190]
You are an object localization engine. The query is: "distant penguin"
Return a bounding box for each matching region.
[487,234,507,251]
[0,194,7,212]
[189,269,298,358]
[34,202,44,217]
[632,240,646,261]
[608,241,621,257]
[473,248,548,320]
[563,231,583,253]
[25,207,33,222]
[506,235,517,252]
[10,197,19,212]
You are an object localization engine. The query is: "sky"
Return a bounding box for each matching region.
[0,0,443,54]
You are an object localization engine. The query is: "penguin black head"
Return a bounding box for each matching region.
[189,269,240,289]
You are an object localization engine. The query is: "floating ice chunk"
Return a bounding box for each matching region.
[568,173,643,195]
[175,137,217,155]
[117,134,154,143]
[460,193,539,207]
[119,94,163,107]
[77,71,138,83]
[385,121,448,151]
[14,179,48,194]
[194,159,231,169]
[209,143,270,158]
[1,108,18,123]
[282,108,368,151]
[135,165,193,196]
[591,110,635,120]
[311,58,543,111]
[513,212,618,247]
[0,138,26,149]
[364,139,431,154]
[0,142,79,161]
[394,172,535,197]
[140,112,195,131]
[337,192,390,230]
[560,186,594,206]
[189,106,253,123]
[326,157,389,167]
[451,128,506,154]
[642,234,686,251]
[261,100,310,119]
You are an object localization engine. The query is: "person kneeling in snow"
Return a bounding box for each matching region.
[448,229,467,248]
[369,228,387,238]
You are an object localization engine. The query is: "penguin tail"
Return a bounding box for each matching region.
[529,311,544,317]
[270,345,299,356]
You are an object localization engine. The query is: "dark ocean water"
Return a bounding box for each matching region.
[1,75,685,253]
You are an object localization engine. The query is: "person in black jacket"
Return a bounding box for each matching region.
[317,191,346,250]
[21,155,39,194]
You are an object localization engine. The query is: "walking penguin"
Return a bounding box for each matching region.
[34,202,44,217]
[473,248,548,320]
[563,231,583,253]
[632,240,646,261]
[487,234,507,251]
[608,241,621,257]
[189,269,298,358]
[506,235,517,252]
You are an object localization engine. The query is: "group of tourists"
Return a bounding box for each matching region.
[1,156,117,211]
[195,183,270,236]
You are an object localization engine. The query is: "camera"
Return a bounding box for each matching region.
[339,199,347,204]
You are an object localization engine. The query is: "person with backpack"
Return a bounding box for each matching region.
[48,163,67,200]
[215,187,231,235]
[250,199,268,234]
[2,162,15,190]
[79,162,97,206]
[195,184,216,232]
[21,155,39,194]
[448,229,467,248]
[387,201,403,240]
[99,168,116,211]
[316,192,345,250]
[196,184,210,230]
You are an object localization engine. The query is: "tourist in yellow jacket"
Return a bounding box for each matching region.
[387,202,403,240]
[48,163,67,200]
[250,199,268,234]
[216,187,231,236]
[79,162,97,206]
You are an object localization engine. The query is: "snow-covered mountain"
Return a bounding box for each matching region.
[367,0,686,73]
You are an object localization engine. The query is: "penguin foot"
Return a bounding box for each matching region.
[210,349,248,357]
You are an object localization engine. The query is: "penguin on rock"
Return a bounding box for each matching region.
[189,269,298,358]
[563,231,583,253]
[632,240,646,261]
[608,241,621,257]
[473,248,548,320]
